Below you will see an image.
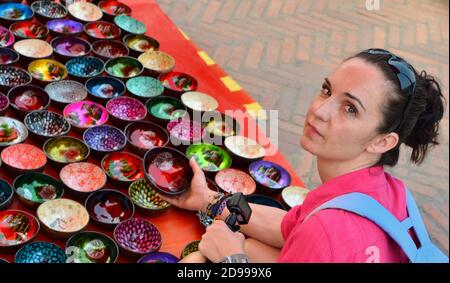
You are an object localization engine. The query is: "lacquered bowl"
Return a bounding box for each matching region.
[166,117,205,146]
[51,36,92,62]
[31,0,67,22]
[37,198,90,239]
[281,186,309,209]
[0,24,15,47]
[215,168,256,195]
[126,76,164,102]
[0,210,40,252]
[113,218,161,258]
[180,240,200,259]
[186,143,232,173]
[123,34,159,57]
[85,76,125,103]
[65,56,104,81]
[101,151,144,184]
[7,84,50,117]
[43,136,90,165]
[0,65,32,93]
[181,91,218,113]
[145,96,186,126]
[13,172,64,208]
[248,160,291,194]
[0,178,13,210]
[128,178,171,216]
[24,110,71,139]
[63,100,108,130]
[105,56,143,80]
[106,96,147,125]
[28,59,68,84]
[67,1,103,23]
[0,47,19,65]
[113,14,146,37]
[138,50,175,77]
[0,91,9,115]
[65,231,119,263]
[224,135,265,167]
[83,125,126,154]
[0,2,34,24]
[245,194,286,210]
[45,79,87,105]
[46,19,85,37]
[84,20,121,41]
[0,117,28,147]
[84,189,134,229]
[60,162,106,198]
[15,242,66,263]
[9,20,49,40]
[138,252,179,263]
[98,0,130,21]
[159,71,198,97]
[14,39,53,61]
[60,0,93,6]
[143,147,193,196]
[203,112,240,143]
[124,121,169,155]
[1,143,47,174]
[92,39,128,61]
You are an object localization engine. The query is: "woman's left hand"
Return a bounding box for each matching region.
[198,220,246,263]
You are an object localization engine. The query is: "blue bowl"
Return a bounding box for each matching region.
[126,76,164,101]
[138,252,179,263]
[0,3,34,22]
[83,125,126,153]
[15,242,67,263]
[245,194,286,210]
[0,47,19,65]
[0,179,13,210]
[85,76,125,102]
[66,56,104,79]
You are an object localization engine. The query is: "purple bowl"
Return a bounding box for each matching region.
[113,218,162,258]
[248,160,291,193]
[137,252,179,263]
[46,19,85,37]
[106,96,146,123]
[0,47,19,65]
[0,92,9,115]
[51,36,92,60]
[0,25,14,47]
[83,125,126,153]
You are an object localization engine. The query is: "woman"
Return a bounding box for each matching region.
[159,49,446,263]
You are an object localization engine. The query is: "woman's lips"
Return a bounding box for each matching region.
[305,122,323,138]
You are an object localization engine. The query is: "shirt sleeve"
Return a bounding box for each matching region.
[280,205,303,240]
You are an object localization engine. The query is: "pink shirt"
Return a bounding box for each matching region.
[278,166,409,263]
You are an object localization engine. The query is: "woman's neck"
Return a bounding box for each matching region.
[317,156,378,184]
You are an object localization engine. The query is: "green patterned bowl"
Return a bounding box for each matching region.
[128,178,170,216]
[186,143,232,173]
[113,14,146,36]
[105,56,143,80]
[65,231,119,263]
[13,172,64,208]
[180,240,200,259]
[126,76,164,101]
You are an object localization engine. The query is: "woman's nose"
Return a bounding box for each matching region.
[313,98,334,122]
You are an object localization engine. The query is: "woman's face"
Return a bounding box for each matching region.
[301,57,393,162]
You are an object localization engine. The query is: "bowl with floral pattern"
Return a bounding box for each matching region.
[128,178,171,216]
[105,56,143,81]
[0,116,28,147]
[65,231,119,263]
[106,96,146,126]
[13,172,64,208]
[43,136,90,166]
[46,19,85,37]
[159,71,198,97]
[24,110,71,139]
[0,24,15,47]
[7,84,50,117]
[65,56,104,81]
[98,0,131,21]
[28,59,68,85]
[31,0,68,22]
[10,20,49,40]
[123,34,159,57]
[45,80,87,105]
[0,65,32,93]
[92,39,128,61]
[101,151,144,186]
[0,210,40,252]
[84,20,121,42]
[63,100,108,130]
[51,36,92,62]
[0,2,34,25]
[85,76,125,103]
[248,160,291,194]
[60,162,106,198]
[124,121,169,155]
[83,125,126,154]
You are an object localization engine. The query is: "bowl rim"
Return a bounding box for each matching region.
[223,135,266,160]
[180,240,200,259]
[0,65,33,87]
[82,124,127,152]
[0,209,41,250]
[125,75,164,99]
[181,91,219,112]
[84,20,121,40]
[63,99,109,129]
[14,38,53,59]
[65,56,105,78]
[214,168,256,195]
[24,109,71,137]
[281,185,310,208]
[0,46,19,65]
[98,0,132,17]
[0,25,15,47]
[31,0,68,19]
[50,35,92,58]
[64,230,119,263]
[85,75,126,100]
[91,39,129,59]
[46,18,85,35]
[27,58,69,82]
[113,14,147,35]
[185,143,232,173]
[137,50,175,73]
[100,150,144,183]
[124,120,170,151]
[59,161,107,194]
[104,55,144,79]
[158,71,198,92]
[67,1,103,22]
[0,116,29,146]
[0,2,34,21]
[43,135,90,164]
[145,95,187,121]
[12,172,65,205]
[113,217,162,255]
[0,178,14,208]
[7,84,51,114]
[128,178,171,212]
[137,251,179,263]
[44,79,88,104]
[248,160,292,191]
[106,95,147,122]
[122,33,160,52]
[14,241,66,263]
[9,20,49,40]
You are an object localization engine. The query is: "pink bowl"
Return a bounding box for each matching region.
[63,100,109,129]
[106,96,146,123]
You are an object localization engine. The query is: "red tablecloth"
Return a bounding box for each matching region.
[0,0,304,263]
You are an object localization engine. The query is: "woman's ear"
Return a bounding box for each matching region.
[366,132,399,154]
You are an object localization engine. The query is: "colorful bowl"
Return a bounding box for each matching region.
[113,14,146,36]
[145,96,186,125]
[159,71,198,97]
[123,34,159,56]
[45,80,87,104]
[138,50,175,77]
[143,147,193,196]
[106,96,147,124]
[1,143,47,173]
[15,242,66,263]
[0,210,40,252]
[46,19,85,37]
[65,56,104,80]
[186,143,232,173]
[37,198,90,239]
[224,135,265,166]
[0,24,14,47]
[14,39,53,61]
[0,66,32,93]
[43,136,90,165]
[245,194,286,210]
[9,20,49,40]
[281,186,309,209]
[181,91,218,113]
[63,100,108,129]
[215,168,256,195]
[7,84,50,116]
[83,125,126,153]
[113,218,161,258]
[124,121,169,155]
[98,0,130,20]
[248,160,291,193]
[67,1,103,23]
[84,20,121,41]
[105,56,143,80]
[138,252,179,263]
[0,47,19,65]
[84,189,134,228]
[203,112,240,143]
[0,3,34,23]
[13,172,64,208]
[24,110,71,139]
[0,117,28,147]
[101,151,144,184]
[85,76,125,102]
[51,36,92,61]
[126,76,164,101]
[65,231,119,263]
[60,162,106,197]
[166,117,205,146]
[180,240,200,259]
[31,0,68,22]
[128,178,171,216]
[0,91,9,115]
[0,179,13,210]
[60,0,93,6]
[28,59,68,83]
[92,39,128,60]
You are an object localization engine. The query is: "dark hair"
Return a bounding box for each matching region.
[347,51,446,167]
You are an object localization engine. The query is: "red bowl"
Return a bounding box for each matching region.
[215,168,256,195]
[84,21,121,41]
[0,209,40,252]
[9,20,49,40]
[0,143,47,174]
[101,151,144,184]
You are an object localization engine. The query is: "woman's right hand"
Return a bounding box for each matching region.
[157,157,217,212]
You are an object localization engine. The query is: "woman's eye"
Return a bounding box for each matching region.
[321,85,331,96]
[345,104,358,116]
